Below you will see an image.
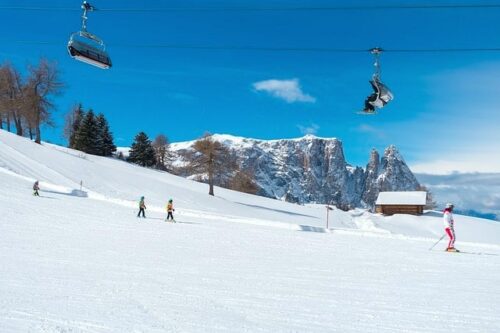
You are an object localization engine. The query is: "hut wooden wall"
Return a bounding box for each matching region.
[376,205,424,215]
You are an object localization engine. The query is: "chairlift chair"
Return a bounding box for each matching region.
[67,1,112,69]
[68,32,112,69]
[372,75,393,105]
[369,76,393,107]
[358,48,393,114]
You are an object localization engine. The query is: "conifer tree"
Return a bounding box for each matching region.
[65,104,85,149]
[96,113,116,156]
[73,110,99,155]
[128,132,156,167]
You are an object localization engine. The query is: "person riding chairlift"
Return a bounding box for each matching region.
[363,76,392,113]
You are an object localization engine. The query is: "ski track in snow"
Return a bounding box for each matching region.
[1,130,500,332]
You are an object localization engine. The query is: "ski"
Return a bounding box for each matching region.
[437,250,498,256]
[432,250,498,256]
[458,251,498,256]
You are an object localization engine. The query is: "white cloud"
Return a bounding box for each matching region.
[415,173,500,218]
[355,124,386,139]
[298,123,320,135]
[253,79,316,103]
[410,151,500,174]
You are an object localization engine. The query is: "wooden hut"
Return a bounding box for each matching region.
[375,191,427,215]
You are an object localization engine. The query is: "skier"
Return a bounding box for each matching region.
[165,199,175,222]
[33,180,40,196]
[137,196,146,218]
[443,203,459,252]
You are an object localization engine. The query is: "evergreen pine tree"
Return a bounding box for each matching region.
[128,132,156,167]
[73,110,99,155]
[95,113,116,156]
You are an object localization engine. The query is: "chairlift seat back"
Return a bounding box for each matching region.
[68,34,112,69]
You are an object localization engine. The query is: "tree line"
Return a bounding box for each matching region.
[0,59,63,143]
[126,131,258,196]
[64,104,117,157]
[1,58,257,197]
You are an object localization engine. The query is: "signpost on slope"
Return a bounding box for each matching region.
[326,204,334,229]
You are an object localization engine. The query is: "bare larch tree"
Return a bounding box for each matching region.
[228,170,259,195]
[152,134,172,171]
[0,63,25,135]
[189,133,238,196]
[24,59,63,144]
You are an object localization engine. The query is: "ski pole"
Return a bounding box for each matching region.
[429,234,446,251]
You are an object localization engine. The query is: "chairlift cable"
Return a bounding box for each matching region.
[4,40,500,53]
[2,3,500,12]
[111,45,500,53]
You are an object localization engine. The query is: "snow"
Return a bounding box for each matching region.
[1,129,500,332]
[115,146,130,158]
[376,191,427,205]
[170,133,340,151]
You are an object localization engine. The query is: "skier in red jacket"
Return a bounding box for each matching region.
[443,203,459,252]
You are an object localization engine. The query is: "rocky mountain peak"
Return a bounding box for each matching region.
[383,144,404,162]
[171,135,420,208]
[379,145,419,193]
[367,149,380,173]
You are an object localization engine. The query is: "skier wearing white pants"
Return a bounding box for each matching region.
[443,203,458,252]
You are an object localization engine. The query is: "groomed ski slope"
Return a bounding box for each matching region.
[1,129,499,332]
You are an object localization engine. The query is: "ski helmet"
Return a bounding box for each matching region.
[445,203,454,209]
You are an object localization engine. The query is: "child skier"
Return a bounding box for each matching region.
[33,180,40,196]
[165,199,175,222]
[443,203,459,252]
[137,196,146,218]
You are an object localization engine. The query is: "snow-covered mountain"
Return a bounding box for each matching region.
[1,129,500,332]
[171,134,420,208]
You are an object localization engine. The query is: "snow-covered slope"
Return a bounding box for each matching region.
[1,129,500,332]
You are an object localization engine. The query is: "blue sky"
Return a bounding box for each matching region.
[1,0,499,173]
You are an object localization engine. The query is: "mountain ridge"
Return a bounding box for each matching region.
[170,134,421,208]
